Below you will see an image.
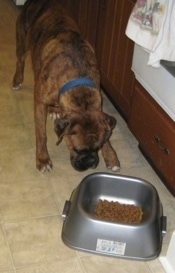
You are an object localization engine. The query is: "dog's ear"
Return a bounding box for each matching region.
[105,113,116,129]
[54,118,70,145]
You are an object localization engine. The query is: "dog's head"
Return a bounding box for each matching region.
[54,111,116,171]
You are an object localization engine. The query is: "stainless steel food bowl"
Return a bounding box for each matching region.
[61,173,167,260]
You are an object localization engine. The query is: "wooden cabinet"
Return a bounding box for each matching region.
[60,0,99,49]
[78,0,99,48]
[129,81,175,196]
[60,0,136,120]
[96,0,135,119]
[60,0,79,21]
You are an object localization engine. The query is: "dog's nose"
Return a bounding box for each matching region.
[71,153,99,171]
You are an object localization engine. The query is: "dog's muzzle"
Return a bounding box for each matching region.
[71,152,99,171]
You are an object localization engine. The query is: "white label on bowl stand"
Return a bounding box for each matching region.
[96,239,126,255]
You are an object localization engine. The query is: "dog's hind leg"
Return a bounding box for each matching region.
[101,141,120,172]
[12,15,28,89]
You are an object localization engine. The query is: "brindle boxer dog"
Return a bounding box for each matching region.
[12,0,120,172]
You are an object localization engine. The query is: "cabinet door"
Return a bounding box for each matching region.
[60,0,79,22]
[129,81,175,196]
[60,0,99,49]
[78,0,99,48]
[96,0,135,119]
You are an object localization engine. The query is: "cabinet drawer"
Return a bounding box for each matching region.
[129,81,175,195]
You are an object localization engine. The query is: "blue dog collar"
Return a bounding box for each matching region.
[59,77,96,95]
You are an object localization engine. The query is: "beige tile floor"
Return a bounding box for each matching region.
[0,0,175,272]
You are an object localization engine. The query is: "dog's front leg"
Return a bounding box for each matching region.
[101,141,120,172]
[34,97,52,172]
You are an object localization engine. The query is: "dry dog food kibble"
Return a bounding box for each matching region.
[95,199,143,224]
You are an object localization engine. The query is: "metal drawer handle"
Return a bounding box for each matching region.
[155,136,170,155]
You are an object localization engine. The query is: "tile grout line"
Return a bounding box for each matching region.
[1,218,17,273]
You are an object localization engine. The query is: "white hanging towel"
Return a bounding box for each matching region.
[125,0,175,67]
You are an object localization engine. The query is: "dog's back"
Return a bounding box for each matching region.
[18,0,100,87]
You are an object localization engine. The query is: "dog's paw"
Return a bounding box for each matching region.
[36,158,53,172]
[104,158,120,172]
[12,83,22,90]
[107,164,120,172]
[40,164,52,172]
[103,157,120,172]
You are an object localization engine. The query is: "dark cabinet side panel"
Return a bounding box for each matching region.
[78,0,99,48]
[96,0,135,119]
